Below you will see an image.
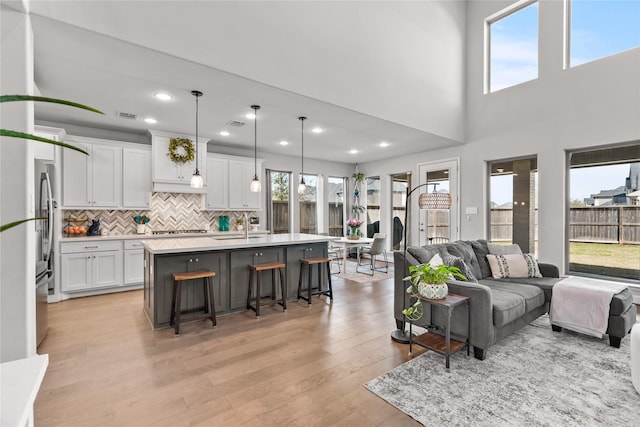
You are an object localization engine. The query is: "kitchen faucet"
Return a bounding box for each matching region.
[243,212,249,240]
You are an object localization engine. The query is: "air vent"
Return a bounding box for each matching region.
[116,111,138,120]
[226,120,246,127]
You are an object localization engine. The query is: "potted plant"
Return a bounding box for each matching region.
[402,263,466,321]
[134,215,150,234]
[235,218,244,231]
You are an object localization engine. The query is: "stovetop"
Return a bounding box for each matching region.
[151,229,209,235]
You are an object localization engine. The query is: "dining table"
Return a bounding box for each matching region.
[332,237,374,273]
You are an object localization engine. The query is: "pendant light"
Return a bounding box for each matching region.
[249,105,261,192]
[190,90,204,189]
[297,116,307,194]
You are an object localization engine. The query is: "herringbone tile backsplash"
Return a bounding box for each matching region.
[63,193,255,234]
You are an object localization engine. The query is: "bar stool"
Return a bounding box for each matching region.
[298,257,333,304]
[247,262,287,317]
[170,269,216,336]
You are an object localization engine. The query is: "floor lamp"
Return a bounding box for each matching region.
[390,183,452,344]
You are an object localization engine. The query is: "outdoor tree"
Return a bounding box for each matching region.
[271,172,289,201]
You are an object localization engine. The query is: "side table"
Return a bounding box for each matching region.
[408,293,470,370]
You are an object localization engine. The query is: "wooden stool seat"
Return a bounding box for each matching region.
[170,269,217,335]
[298,257,333,304]
[247,262,287,317]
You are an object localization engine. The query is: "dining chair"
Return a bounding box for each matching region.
[356,233,388,275]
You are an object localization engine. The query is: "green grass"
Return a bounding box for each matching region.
[570,242,640,270]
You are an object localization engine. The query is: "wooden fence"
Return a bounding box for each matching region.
[272,201,344,236]
[486,206,640,244]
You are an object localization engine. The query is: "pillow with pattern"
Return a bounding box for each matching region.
[486,253,542,279]
[429,253,477,282]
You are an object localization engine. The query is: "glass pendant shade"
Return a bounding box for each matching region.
[297,180,306,195]
[250,176,261,192]
[190,172,203,189]
[297,116,307,195]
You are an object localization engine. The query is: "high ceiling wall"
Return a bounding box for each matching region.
[27,0,467,142]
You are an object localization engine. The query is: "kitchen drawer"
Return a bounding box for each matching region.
[124,240,145,250]
[60,240,122,254]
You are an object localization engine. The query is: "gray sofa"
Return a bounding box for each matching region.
[394,240,560,360]
[394,239,636,360]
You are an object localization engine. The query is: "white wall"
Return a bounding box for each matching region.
[362,0,640,274]
[27,0,467,142]
[1,5,36,362]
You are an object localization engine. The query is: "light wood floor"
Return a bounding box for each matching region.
[35,270,422,426]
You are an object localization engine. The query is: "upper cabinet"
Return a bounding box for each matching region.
[122,146,152,208]
[148,130,208,194]
[229,159,262,210]
[63,137,122,208]
[204,154,263,211]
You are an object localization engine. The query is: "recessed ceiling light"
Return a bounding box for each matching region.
[379,142,389,147]
[312,127,323,133]
[245,112,256,119]
[219,130,230,136]
[349,149,358,154]
[279,140,289,146]
[154,93,172,101]
[144,117,157,124]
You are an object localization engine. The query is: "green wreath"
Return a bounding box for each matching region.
[168,137,195,164]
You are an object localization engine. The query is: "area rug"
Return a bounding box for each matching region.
[365,316,640,426]
[334,259,394,283]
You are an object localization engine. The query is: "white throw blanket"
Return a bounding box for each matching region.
[550,276,627,338]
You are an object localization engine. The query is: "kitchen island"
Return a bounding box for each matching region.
[143,233,332,329]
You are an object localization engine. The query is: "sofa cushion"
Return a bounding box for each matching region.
[488,242,523,255]
[467,239,492,279]
[407,245,448,265]
[480,279,545,312]
[490,289,526,328]
[486,253,542,279]
[445,241,482,280]
[441,253,478,282]
[498,276,563,303]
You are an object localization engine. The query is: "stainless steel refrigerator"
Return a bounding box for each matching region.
[35,162,56,348]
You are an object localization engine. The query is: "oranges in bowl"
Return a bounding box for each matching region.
[65,225,87,235]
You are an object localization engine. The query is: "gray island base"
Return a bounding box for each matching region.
[143,233,331,330]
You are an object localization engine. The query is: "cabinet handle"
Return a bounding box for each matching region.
[87,256,91,259]
[85,246,98,249]
[254,253,259,257]
[259,252,263,256]
[189,258,193,263]
[195,258,199,262]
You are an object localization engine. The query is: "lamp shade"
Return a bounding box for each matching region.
[297,181,306,195]
[250,176,261,192]
[190,172,203,189]
[419,192,451,209]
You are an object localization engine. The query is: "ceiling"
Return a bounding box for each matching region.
[29,10,464,164]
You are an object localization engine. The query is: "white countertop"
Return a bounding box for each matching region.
[143,233,333,254]
[60,230,270,242]
[1,354,48,427]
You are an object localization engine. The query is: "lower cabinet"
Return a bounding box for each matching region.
[229,247,285,310]
[151,252,229,328]
[60,241,123,292]
[124,240,145,285]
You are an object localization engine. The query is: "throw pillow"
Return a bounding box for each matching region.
[428,253,444,268]
[407,246,444,265]
[487,242,523,255]
[441,253,477,282]
[486,253,542,279]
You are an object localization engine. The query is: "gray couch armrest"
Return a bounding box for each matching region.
[445,279,495,351]
[538,263,559,278]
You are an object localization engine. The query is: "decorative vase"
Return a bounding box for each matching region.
[136,224,146,234]
[347,235,359,240]
[417,282,448,300]
[237,225,244,231]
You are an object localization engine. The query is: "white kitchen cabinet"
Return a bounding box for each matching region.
[124,240,145,284]
[205,156,229,209]
[228,159,262,210]
[62,138,122,208]
[149,130,207,193]
[122,147,152,208]
[60,241,123,292]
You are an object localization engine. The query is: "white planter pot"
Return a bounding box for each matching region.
[417,282,448,300]
[136,224,146,234]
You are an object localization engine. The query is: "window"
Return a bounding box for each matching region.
[366,177,380,236]
[489,157,538,255]
[328,177,345,237]
[391,173,410,249]
[425,170,451,244]
[568,145,640,281]
[568,0,640,67]
[299,174,318,234]
[268,170,290,234]
[487,1,539,93]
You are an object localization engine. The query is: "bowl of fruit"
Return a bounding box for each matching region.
[65,225,87,236]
